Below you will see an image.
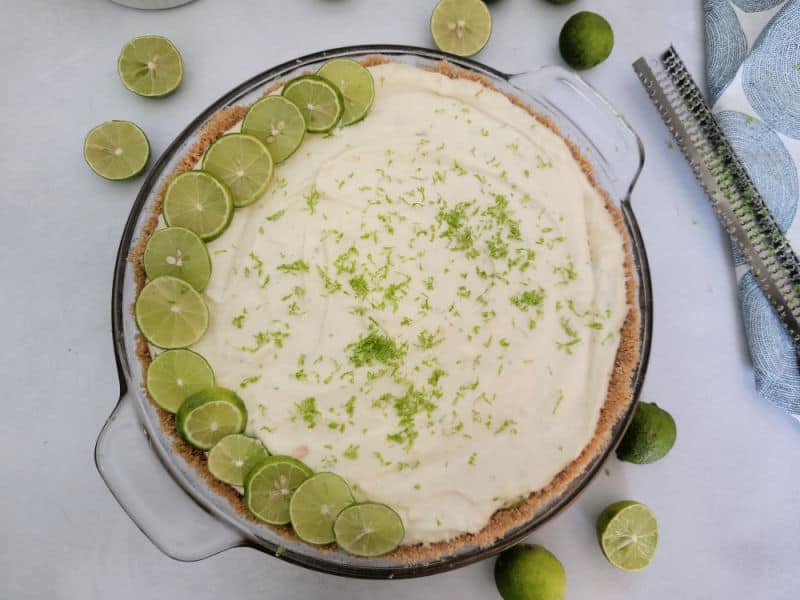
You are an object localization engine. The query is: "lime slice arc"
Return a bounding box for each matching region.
[244,456,313,525]
[596,501,658,571]
[84,121,150,180]
[146,349,214,413]
[207,434,269,486]
[118,35,183,97]
[282,75,344,133]
[430,0,493,58]
[333,502,405,557]
[162,171,234,241]
[289,472,355,544]
[143,227,211,291]
[135,276,208,349]
[316,59,375,126]
[175,387,247,450]
[202,134,274,207]
[242,95,306,163]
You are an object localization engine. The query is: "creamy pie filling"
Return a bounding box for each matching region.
[188,63,627,544]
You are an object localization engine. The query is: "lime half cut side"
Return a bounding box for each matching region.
[175,387,247,450]
[244,456,312,525]
[143,227,211,291]
[316,59,375,126]
[162,171,234,241]
[207,434,269,486]
[333,502,405,557]
[202,133,274,207]
[289,472,355,544]
[242,95,306,163]
[596,501,658,571]
[84,121,149,180]
[430,0,493,58]
[146,349,214,413]
[282,75,344,133]
[118,35,183,97]
[135,275,208,349]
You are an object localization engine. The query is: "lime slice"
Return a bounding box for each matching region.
[207,434,269,486]
[282,75,344,133]
[242,95,306,163]
[146,349,214,413]
[596,501,658,571]
[245,456,313,524]
[118,35,183,97]
[316,59,375,126]
[175,387,247,450]
[202,134,274,207]
[333,502,405,557]
[430,0,493,57]
[616,401,677,464]
[289,473,355,544]
[83,121,150,180]
[135,275,208,349]
[162,171,234,241]
[143,227,211,291]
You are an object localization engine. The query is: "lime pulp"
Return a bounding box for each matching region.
[596,501,658,571]
[333,502,404,557]
[244,456,313,525]
[118,35,183,97]
[282,75,344,133]
[162,170,234,241]
[143,227,211,291]
[289,472,355,544]
[202,133,274,207]
[430,0,493,58]
[242,95,306,163]
[84,121,149,180]
[146,349,214,413]
[316,59,375,126]
[175,387,247,450]
[207,434,269,486]
[135,275,208,349]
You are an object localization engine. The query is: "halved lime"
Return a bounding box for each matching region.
[162,171,234,241]
[146,349,214,413]
[202,133,274,207]
[84,121,150,180]
[175,387,247,450]
[289,473,355,544]
[135,275,208,349]
[143,227,211,291]
[282,75,344,133]
[245,456,313,524]
[118,35,183,97]
[430,0,493,57]
[596,501,658,571]
[207,434,269,486]
[242,95,306,163]
[316,59,375,126]
[333,502,405,557]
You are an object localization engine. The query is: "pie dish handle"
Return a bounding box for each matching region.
[94,392,245,562]
[506,66,645,205]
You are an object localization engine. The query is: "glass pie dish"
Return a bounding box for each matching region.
[95,44,652,579]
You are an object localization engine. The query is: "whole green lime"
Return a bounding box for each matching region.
[494,544,566,600]
[547,0,576,4]
[616,401,677,464]
[558,11,614,70]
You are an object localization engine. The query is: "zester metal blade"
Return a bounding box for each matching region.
[633,46,800,351]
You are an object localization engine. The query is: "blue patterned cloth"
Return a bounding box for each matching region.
[704,0,800,415]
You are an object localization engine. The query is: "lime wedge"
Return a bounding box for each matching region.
[596,501,658,571]
[83,121,149,180]
[162,171,234,241]
[242,95,306,163]
[146,349,214,413]
[143,227,211,291]
[118,35,183,97]
[207,434,269,486]
[175,387,247,450]
[333,502,405,557]
[316,59,375,126]
[282,75,344,133]
[202,133,274,207]
[244,456,313,525]
[135,275,208,349]
[289,473,355,544]
[430,0,493,57]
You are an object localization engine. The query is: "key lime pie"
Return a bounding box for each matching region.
[132,57,639,559]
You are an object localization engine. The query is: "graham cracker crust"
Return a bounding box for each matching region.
[129,57,641,564]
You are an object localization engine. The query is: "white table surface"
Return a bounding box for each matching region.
[2,0,799,598]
